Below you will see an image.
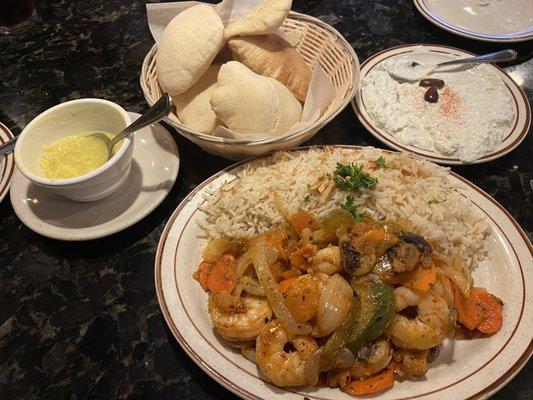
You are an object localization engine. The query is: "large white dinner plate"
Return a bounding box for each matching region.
[10,112,179,241]
[155,146,532,400]
[413,0,533,42]
[352,44,531,165]
[0,122,15,202]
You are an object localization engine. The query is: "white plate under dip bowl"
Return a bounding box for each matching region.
[10,112,179,241]
[413,0,533,42]
[352,44,530,165]
[0,122,15,202]
[14,98,133,202]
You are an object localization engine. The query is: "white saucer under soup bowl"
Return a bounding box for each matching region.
[14,98,133,202]
[10,112,180,241]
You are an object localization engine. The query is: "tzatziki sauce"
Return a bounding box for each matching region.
[361,49,516,162]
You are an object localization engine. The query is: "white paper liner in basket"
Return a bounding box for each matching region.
[146,0,336,141]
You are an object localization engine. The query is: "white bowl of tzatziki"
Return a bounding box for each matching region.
[353,44,530,165]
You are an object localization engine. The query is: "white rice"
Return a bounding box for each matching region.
[197,147,490,264]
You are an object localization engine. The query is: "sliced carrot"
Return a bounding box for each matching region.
[471,288,503,334]
[206,254,237,294]
[278,277,297,294]
[453,284,484,330]
[345,368,394,396]
[195,261,212,292]
[453,284,503,334]
[289,211,315,235]
[408,265,437,293]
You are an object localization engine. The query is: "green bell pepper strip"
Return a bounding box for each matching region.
[345,282,395,354]
[317,281,395,371]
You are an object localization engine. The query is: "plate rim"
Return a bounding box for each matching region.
[412,0,533,42]
[351,43,531,165]
[154,145,533,400]
[9,112,180,241]
[0,122,15,203]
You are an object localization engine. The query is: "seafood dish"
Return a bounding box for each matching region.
[193,147,503,396]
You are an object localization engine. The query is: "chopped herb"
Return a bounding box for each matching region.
[341,195,365,221]
[325,173,332,180]
[428,198,447,205]
[303,195,310,203]
[333,163,378,192]
[375,156,386,169]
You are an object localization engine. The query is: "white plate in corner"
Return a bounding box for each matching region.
[155,146,533,400]
[413,0,533,42]
[10,112,179,241]
[0,122,15,202]
[352,44,531,165]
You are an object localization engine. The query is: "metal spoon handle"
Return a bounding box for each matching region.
[110,93,173,147]
[437,49,517,68]
[0,137,18,156]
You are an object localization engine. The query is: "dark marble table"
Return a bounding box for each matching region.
[0,0,531,399]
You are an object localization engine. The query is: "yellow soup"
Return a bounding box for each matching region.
[39,133,121,179]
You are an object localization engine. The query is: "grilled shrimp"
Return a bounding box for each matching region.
[209,293,272,342]
[256,320,318,387]
[390,287,449,350]
[394,286,420,311]
[310,245,342,275]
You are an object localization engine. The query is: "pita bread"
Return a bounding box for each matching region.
[157,5,224,95]
[173,65,222,134]
[228,34,311,101]
[224,0,292,39]
[210,61,301,136]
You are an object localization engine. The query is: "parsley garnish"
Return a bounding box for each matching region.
[325,173,332,180]
[375,156,386,169]
[303,195,310,203]
[333,163,378,192]
[341,195,365,221]
[428,198,446,205]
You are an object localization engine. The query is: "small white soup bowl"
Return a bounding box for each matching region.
[14,98,133,202]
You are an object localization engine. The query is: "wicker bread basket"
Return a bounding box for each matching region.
[140,11,359,160]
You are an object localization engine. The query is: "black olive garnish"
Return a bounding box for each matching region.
[424,87,439,103]
[420,78,445,89]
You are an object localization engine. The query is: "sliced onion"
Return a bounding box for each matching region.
[271,188,291,224]
[304,348,322,386]
[235,251,252,277]
[251,237,311,336]
[202,236,239,263]
[233,276,266,297]
[433,251,472,297]
[315,274,353,337]
[440,264,471,297]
